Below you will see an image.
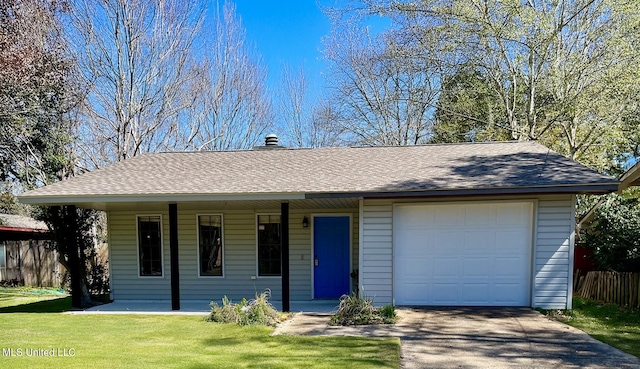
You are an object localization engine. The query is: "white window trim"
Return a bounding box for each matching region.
[255,213,282,279]
[196,214,225,278]
[136,214,164,278]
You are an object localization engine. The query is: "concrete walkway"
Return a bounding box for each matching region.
[274,307,640,369]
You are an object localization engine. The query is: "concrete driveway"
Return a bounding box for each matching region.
[273,307,640,369]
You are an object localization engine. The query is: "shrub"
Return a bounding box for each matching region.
[207,290,281,326]
[330,292,396,326]
[378,304,397,323]
[582,193,640,272]
[207,296,244,324]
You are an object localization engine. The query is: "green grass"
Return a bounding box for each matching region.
[0,288,400,369]
[557,297,640,358]
[0,287,70,312]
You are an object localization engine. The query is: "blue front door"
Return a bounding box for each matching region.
[313,216,350,299]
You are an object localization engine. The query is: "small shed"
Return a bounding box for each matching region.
[0,214,61,287]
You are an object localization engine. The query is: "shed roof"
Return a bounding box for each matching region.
[0,213,48,232]
[18,141,618,206]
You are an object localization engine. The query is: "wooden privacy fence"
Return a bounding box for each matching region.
[574,271,640,308]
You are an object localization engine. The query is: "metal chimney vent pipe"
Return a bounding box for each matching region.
[253,133,284,150]
[265,134,278,146]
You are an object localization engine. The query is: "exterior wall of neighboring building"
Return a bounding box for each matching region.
[359,194,576,309]
[108,206,359,302]
[0,239,61,287]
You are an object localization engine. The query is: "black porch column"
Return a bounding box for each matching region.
[280,202,290,312]
[169,203,180,310]
[64,205,82,308]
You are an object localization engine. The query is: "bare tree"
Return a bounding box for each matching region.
[179,2,272,151]
[309,98,347,148]
[276,64,345,148]
[277,64,308,148]
[68,0,204,168]
[323,22,439,146]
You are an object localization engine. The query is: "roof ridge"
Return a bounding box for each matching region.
[152,140,534,155]
[348,140,530,149]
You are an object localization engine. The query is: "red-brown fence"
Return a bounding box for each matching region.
[574,271,640,308]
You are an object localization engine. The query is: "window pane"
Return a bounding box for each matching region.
[0,243,5,268]
[199,215,223,276]
[258,215,281,276]
[138,216,162,276]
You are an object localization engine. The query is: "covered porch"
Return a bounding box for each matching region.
[99,197,361,311]
[73,299,340,315]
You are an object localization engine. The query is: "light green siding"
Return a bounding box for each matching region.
[108,206,358,302]
[360,199,394,305]
[108,211,171,299]
[532,195,575,309]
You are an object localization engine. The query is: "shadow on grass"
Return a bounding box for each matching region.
[199,333,399,369]
[0,296,71,313]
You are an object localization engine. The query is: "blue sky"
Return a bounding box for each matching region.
[233,1,334,96]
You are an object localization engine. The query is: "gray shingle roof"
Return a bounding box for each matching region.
[18,141,618,204]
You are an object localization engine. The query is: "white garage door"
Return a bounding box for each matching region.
[394,202,533,306]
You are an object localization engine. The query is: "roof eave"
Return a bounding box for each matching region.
[17,183,619,206]
[17,192,307,206]
[306,183,620,199]
[618,160,640,192]
[0,226,49,233]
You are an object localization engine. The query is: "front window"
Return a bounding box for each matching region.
[138,216,163,276]
[257,215,281,276]
[198,215,223,277]
[0,242,5,269]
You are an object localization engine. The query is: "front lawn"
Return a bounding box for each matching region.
[0,287,70,312]
[557,297,640,358]
[0,289,400,369]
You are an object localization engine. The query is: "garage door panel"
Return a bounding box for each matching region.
[432,284,458,304]
[494,257,526,277]
[497,203,529,225]
[434,206,462,226]
[395,230,431,256]
[463,258,491,277]
[464,206,495,226]
[395,206,434,228]
[398,258,431,279]
[433,258,459,278]
[433,231,464,253]
[495,230,529,252]
[494,284,523,304]
[394,202,532,306]
[395,283,429,305]
[461,284,489,304]
[465,231,495,253]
